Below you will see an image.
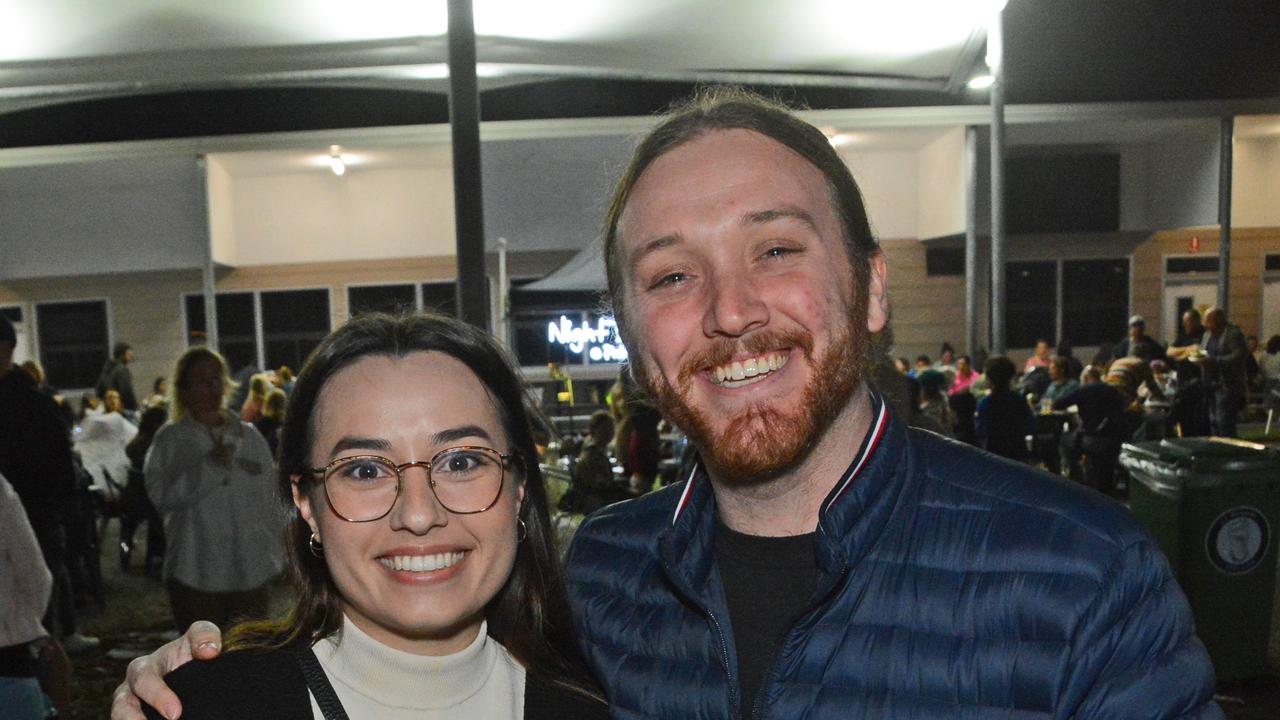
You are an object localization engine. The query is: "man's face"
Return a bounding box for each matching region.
[614,129,887,482]
[1129,324,1143,341]
[1036,341,1051,360]
[1182,312,1200,335]
[123,349,135,364]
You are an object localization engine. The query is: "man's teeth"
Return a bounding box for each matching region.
[379,552,465,573]
[712,353,788,385]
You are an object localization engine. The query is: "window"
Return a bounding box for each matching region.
[1166,256,1219,274]
[185,293,258,375]
[925,246,965,276]
[420,282,457,317]
[0,307,20,324]
[348,284,416,317]
[1266,254,1280,272]
[261,289,330,372]
[1062,259,1129,347]
[1005,261,1056,349]
[36,300,109,390]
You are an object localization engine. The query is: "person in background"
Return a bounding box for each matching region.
[122,407,169,576]
[1167,309,1206,360]
[948,354,978,396]
[1055,341,1083,381]
[572,411,618,515]
[1033,356,1080,476]
[20,360,74,427]
[1055,366,1129,496]
[252,389,286,458]
[74,391,138,508]
[145,348,284,632]
[78,392,102,423]
[1245,335,1261,392]
[1022,339,1053,374]
[975,356,1034,462]
[1262,335,1280,384]
[97,342,139,416]
[893,356,911,375]
[0,315,97,655]
[1041,356,1080,407]
[273,366,295,395]
[238,373,271,423]
[624,403,661,496]
[145,377,169,410]
[933,342,957,385]
[911,354,931,378]
[915,369,953,438]
[1113,315,1165,363]
[0,471,56,719]
[1199,307,1248,438]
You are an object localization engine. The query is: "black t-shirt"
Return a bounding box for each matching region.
[715,520,819,720]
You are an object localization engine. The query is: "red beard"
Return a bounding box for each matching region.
[639,315,868,483]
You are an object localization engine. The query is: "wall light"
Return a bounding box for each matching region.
[328,145,346,176]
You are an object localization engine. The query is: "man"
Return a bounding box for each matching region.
[1167,308,1212,436]
[1113,314,1165,363]
[0,316,98,654]
[1054,365,1129,495]
[96,341,138,414]
[1167,308,1206,360]
[112,91,1219,718]
[1022,338,1052,373]
[1200,307,1248,437]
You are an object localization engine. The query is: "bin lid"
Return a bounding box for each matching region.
[1121,437,1280,481]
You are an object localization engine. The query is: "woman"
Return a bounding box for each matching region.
[145,348,285,633]
[239,373,272,423]
[141,314,605,719]
[146,377,170,410]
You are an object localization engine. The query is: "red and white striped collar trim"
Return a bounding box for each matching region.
[670,392,890,526]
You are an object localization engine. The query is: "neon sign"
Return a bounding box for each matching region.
[546,315,629,363]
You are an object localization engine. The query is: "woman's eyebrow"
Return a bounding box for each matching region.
[433,425,494,446]
[329,436,393,456]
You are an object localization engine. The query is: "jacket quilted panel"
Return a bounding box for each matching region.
[564,399,1221,719]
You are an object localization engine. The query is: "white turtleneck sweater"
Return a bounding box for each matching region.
[309,616,525,719]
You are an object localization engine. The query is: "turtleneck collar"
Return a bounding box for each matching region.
[314,615,499,711]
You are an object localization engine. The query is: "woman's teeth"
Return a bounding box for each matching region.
[379,552,465,573]
[712,353,788,386]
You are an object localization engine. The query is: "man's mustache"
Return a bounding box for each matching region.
[676,328,815,387]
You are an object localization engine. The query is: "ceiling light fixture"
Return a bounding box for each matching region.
[328,145,346,176]
[967,74,995,90]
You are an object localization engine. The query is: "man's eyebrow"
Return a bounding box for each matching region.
[743,207,820,231]
[627,234,683,275]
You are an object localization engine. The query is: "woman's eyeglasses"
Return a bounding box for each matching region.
[306,446,517,521]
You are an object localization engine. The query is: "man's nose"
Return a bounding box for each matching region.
[702,271,768,337]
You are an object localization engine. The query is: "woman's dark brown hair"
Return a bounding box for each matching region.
[227,313,600,700]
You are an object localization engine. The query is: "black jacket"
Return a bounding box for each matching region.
[0,368,77,529]
[141,642,608,720]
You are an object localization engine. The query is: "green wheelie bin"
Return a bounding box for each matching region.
[1120,437,1280,680]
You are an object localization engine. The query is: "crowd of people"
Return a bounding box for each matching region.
[0,315,299,718]
[894,310,1280,497]
[0,90,1234,718]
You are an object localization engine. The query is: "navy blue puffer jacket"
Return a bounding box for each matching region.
[564,399,1221,719]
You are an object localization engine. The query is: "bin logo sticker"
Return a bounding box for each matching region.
[1205,507,1270,576]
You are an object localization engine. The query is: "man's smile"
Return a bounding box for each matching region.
[709,351,790,387]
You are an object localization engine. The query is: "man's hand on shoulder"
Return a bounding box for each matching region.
[110,621,225,720]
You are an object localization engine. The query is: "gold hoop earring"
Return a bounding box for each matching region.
[517,518,527,543]
[309,531,324,558]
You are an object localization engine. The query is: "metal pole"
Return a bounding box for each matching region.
[1217,116,1233,315]
[988,9,1006,354]
[196,155,218,350]
[447,0,489,330]
[496,237,509,347]
[964,126,979,356]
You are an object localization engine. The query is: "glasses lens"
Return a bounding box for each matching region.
[429,447,504,513]
[325,457,401,521]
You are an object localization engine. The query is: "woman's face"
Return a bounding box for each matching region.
[103,390,123,414]
[180,358,226,417]
[295,351,524,656]
[956,357,970,374]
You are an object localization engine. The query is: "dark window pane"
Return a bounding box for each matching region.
[185,293,259,375]
[421,282,457,317]
[926,246,965,276]
[349,284,416,317]
[1005,261,1057,349]
[1062,259,1129,347]
[36,301,108,390]
[1,306,22,323]
[1266,254,1280,272]
[1166,256,1219,274]
[261,289,330,372]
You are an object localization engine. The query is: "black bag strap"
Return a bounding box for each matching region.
[294,647,351,720]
